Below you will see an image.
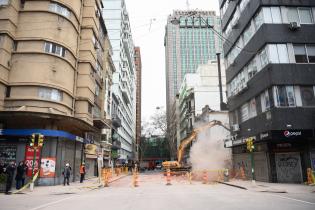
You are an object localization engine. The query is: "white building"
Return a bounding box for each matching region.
[178,60,226,140]
[102,0,136,163]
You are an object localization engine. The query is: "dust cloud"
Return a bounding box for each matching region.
[189,122,231,175]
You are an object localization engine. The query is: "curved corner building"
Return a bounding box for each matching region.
[0,0,112,185]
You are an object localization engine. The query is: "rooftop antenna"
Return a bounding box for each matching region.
[186,0,190,10]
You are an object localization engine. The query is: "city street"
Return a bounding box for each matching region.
[0,171,314,210]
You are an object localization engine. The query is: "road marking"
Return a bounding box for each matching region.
[269,194,315,205]
[27,194,78,210]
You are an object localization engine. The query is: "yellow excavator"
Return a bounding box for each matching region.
[162,120,230,172]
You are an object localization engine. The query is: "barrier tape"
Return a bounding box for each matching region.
[12,172,39,194]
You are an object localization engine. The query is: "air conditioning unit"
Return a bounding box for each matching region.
[231,124,240,132]
[289,22,300,31]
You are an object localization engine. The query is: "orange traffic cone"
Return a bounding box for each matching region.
[133,169,139,187]
[166,168,172,185]
[202,170,208,184]
[307,168,315,185]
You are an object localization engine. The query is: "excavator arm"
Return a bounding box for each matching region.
[162,120,230,169]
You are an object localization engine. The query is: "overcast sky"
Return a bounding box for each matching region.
[126,0,220,122]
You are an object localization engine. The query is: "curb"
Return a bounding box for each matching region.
[88,174,130,190]
[217,181,247,190]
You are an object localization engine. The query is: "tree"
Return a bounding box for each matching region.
[147,107,176,160]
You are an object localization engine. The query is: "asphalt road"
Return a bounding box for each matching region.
[0,171,314,210]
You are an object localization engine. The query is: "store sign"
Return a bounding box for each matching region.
[25,145,41,177]
[283,130,301,138]
[85,144,97,155]
[260,132,269,140]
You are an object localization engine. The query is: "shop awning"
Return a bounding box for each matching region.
[0,129,84,142]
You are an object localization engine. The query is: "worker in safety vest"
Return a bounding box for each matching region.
[80,163,86,183]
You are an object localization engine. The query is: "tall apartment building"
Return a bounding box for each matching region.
[0,0,113,185]
[220,0,315,183]
[164,10,223,120]
[134,47,142,161]
[102,0,136,164]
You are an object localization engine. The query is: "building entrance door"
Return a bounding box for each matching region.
[275,152,303,183]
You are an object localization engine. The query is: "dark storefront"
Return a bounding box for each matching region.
[0,129,87,186]
[231,129,314,183]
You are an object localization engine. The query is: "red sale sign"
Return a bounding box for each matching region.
[25,146,41,177]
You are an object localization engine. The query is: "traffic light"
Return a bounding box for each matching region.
[38,134,44,147]
[30,133,44,148]
[246,137,254,152]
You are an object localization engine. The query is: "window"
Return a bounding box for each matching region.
[287,8,299,23]
[260,7,283,23]
[277,44,289,63]
[5,86,11,98]
[288,7,314,24]
[307,45,315,63]
[88,103,93,114]
[240,103,249,122]
[293,45,308,63]
[298,8,313,24]
[44,42,66,57]
[239,0,250,12]
[261,90,270,112]
[249,98,257,118]
[95,84,100,96]
[270,7,282,23]
[274,86,296,107]
[38,88,63,102]
[0,0,9,6]
[254,9,264,29]
[49,3,70,18]
[300,86,315,106]
[243,23,254,45]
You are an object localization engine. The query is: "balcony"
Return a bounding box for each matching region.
[112,115,121,128]
[93,106,111,129]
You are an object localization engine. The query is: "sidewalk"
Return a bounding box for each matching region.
[219,179,315,193]
[11,173,130,196]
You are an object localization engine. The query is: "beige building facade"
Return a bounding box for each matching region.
[0,0,113,185]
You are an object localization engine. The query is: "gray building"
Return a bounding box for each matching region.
[102,0,136,164]
[164,10,223,122]
[220,0,315,183]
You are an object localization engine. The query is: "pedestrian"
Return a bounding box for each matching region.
[79,163,85,183]
[21,161,28,187]
[5,161,16,194]
[62,163,71,186]
[15,161,27,189]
